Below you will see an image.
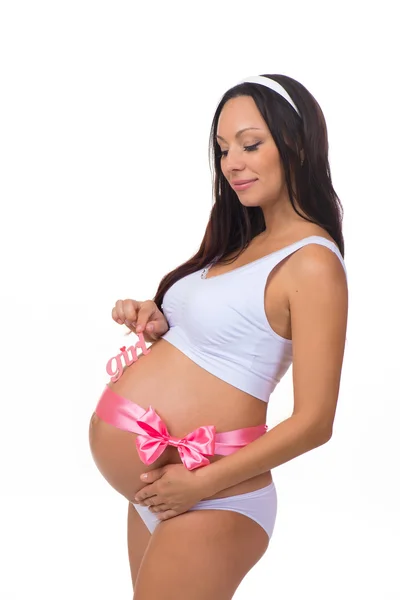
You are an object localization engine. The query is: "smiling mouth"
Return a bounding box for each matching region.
[231,179,257,190]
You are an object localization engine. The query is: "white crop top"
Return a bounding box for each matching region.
[161,236,347,402]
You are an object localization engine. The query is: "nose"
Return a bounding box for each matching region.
[223,149,246,173]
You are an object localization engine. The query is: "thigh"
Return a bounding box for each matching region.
[133,509,270,600]
[127,502,151,588]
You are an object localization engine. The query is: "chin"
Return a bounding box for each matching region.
[237,196,263,207]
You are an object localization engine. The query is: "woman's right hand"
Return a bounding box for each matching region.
[112,299,169,343]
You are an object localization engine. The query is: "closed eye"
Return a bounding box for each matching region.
[244,142,261,152]
[219,142,261,158]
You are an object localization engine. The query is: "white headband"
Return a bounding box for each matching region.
[236,75,301,116]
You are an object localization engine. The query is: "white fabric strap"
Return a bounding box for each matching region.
[236,75,301,116]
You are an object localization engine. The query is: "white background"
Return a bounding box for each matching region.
[1,1,399,598]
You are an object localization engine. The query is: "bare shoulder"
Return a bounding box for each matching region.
[285,237,348,320]
[287,235,346,288]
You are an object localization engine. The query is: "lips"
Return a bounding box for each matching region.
[231,179,257,185]
[231,179,257,191]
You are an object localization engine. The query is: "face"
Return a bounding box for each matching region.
[216,95,288,207]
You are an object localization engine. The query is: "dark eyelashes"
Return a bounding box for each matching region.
[218,142,261,158]
[245,142,261,151]
[244,142,261,153]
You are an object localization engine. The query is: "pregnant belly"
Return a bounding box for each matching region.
[88,337,271,503]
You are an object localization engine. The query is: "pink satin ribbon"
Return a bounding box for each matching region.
[136,406,216,469]
[95,386,267,471]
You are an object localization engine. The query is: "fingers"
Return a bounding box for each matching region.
[139,495,159,507]
[135,300,157,333]
[135,485,157,503]
[112,299,168,341]
[155,510,178,521]
[149,503,169,513]
[112,299,154,330]
[112,299,141,326]
[138,307,169,338]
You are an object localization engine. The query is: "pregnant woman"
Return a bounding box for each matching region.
[89,74,348,600]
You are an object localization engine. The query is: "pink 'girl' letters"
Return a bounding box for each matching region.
[106,332,151,382]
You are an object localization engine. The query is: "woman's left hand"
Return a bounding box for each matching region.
[134,463,209,521]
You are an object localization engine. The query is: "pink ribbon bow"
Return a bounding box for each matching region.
[135,406,216,470]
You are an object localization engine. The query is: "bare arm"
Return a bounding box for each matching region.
[196,244,349,496]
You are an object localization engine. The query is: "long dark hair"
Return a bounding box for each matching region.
[152,73,344,311]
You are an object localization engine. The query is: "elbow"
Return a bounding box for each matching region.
[292,414,334,448]
[314,425,333,447]
[299,417,333,448]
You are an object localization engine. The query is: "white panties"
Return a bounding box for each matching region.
[132,482,277,540]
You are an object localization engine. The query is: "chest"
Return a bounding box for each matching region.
[163,260,291,345]
[205,252,292,342]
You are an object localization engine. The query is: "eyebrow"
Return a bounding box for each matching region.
[216,127,263,142]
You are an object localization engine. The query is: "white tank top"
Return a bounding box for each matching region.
[161,236,347,402]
